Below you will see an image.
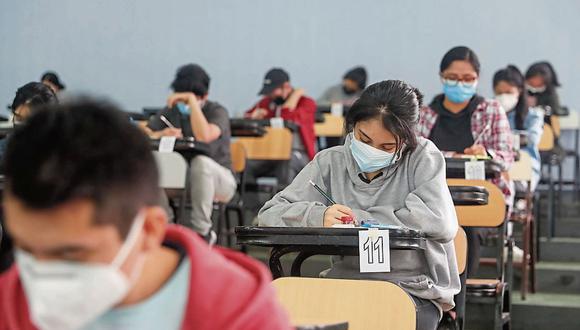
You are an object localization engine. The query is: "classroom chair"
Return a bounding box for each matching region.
[506,152,536,299]
[153,151,189,224]
[558,109,580,195]
[236,126,293,190]
[272,277,415,330]
[538,123,564,238]
[215,141,248,249]
[315,113,345,150]
[447,179,511,330]
[453,227,468,330]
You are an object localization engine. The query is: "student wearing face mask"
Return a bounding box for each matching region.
[144,64,236,241]
[525,61,565,124]
[259,80,460,330]
[0,82,57,163]
[417,46,514,279]
[494,65,544,191]
[245,68,317,182]
[0,82,57,273]
[318,66,367,107]
[0,100,291,330]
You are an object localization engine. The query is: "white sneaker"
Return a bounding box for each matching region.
[504,246,524,263]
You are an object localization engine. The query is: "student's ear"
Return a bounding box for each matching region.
[200,94,209,102]
[140,206,168,252]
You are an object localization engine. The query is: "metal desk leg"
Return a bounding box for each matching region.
[575,129,579,196]
[548,164,555,239]
[290,251,318,277]
[269,247,286,279]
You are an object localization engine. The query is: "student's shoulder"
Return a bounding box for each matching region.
[205,100,228,113]
[185,238,288,327]
[299,94,317,106]
[410,137,445,165]
[313,145,347,164]
[479,97,503,114]
[527,107,544,121]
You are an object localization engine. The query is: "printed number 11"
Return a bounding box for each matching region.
[363,236,384,264]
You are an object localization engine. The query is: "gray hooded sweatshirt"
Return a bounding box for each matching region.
[258,134,460,311]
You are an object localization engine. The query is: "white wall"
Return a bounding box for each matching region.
[1,0,579,117]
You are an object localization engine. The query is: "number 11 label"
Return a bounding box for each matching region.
[359,229,390,273]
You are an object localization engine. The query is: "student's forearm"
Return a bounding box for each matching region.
[188,100,218,143]
[283,89,304,110]
[141,126,161,139]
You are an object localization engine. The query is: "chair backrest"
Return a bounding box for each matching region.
[538,123,555,151]
[314,114,345,137]
[272,277,415,330]
[447,179,505,227]
[236,127,293,160]
[509,152,533,182]
[550,115,561,137]
[455,227,467,275]
[230,141,247,174]
[153,151,188,189]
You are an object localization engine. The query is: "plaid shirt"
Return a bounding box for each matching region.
[416,97,514,203]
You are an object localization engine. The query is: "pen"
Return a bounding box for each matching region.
[308,180,336,205]
[160,115,175,129]
[473,124,490,145]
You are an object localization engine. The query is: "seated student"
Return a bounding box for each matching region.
[259,80,460,330]
[525,61,565,124]
[245,68,317,182]
[0,82,57,274]
[494,65,544,191]
[416,46,514,278]
[144,64,236,240]
[0,82,57,160]
[40,71,66,94]
[0,100,291,330]
[318,66,367,107]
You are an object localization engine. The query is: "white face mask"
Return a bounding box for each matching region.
[526,84,546,94]
[15,212,146,330]
[495,93,519,112]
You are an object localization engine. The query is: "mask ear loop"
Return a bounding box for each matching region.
[111,211,146,268]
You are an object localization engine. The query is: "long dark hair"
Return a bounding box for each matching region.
[345,80,423,164]
[440,46,481,74]
[525,61,561,92]
[493,65,528,130]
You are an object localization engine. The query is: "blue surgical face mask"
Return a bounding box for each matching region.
[442,80,478,103]
[176,102,190,116]
[349,133,397,173]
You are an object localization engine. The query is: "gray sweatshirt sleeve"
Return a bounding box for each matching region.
[258,160,329,227]
[393,147,458,243]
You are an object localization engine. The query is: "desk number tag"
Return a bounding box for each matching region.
[159,136,177,153]
[358,229,390,273]
[465,160,485,180]
[270,117,284,129]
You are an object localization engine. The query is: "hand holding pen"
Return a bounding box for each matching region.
[464,124,490,156]
[308,180,356,227]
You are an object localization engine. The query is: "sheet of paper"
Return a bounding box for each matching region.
[330,103,344,117]
[270,117,284,129]
[358,229,390,273]
[465,160,485,180]
[158,136,176,153]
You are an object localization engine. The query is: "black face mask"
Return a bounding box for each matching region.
[342,86,357,96]
[273,96,285,106]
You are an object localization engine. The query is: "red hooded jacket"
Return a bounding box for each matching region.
[245,96,317,160]
[0,225,292,330]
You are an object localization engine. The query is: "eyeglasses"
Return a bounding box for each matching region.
[440,76,478,87]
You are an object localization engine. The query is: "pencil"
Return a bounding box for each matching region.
[308,180,336,205]
[160,115,175,129]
